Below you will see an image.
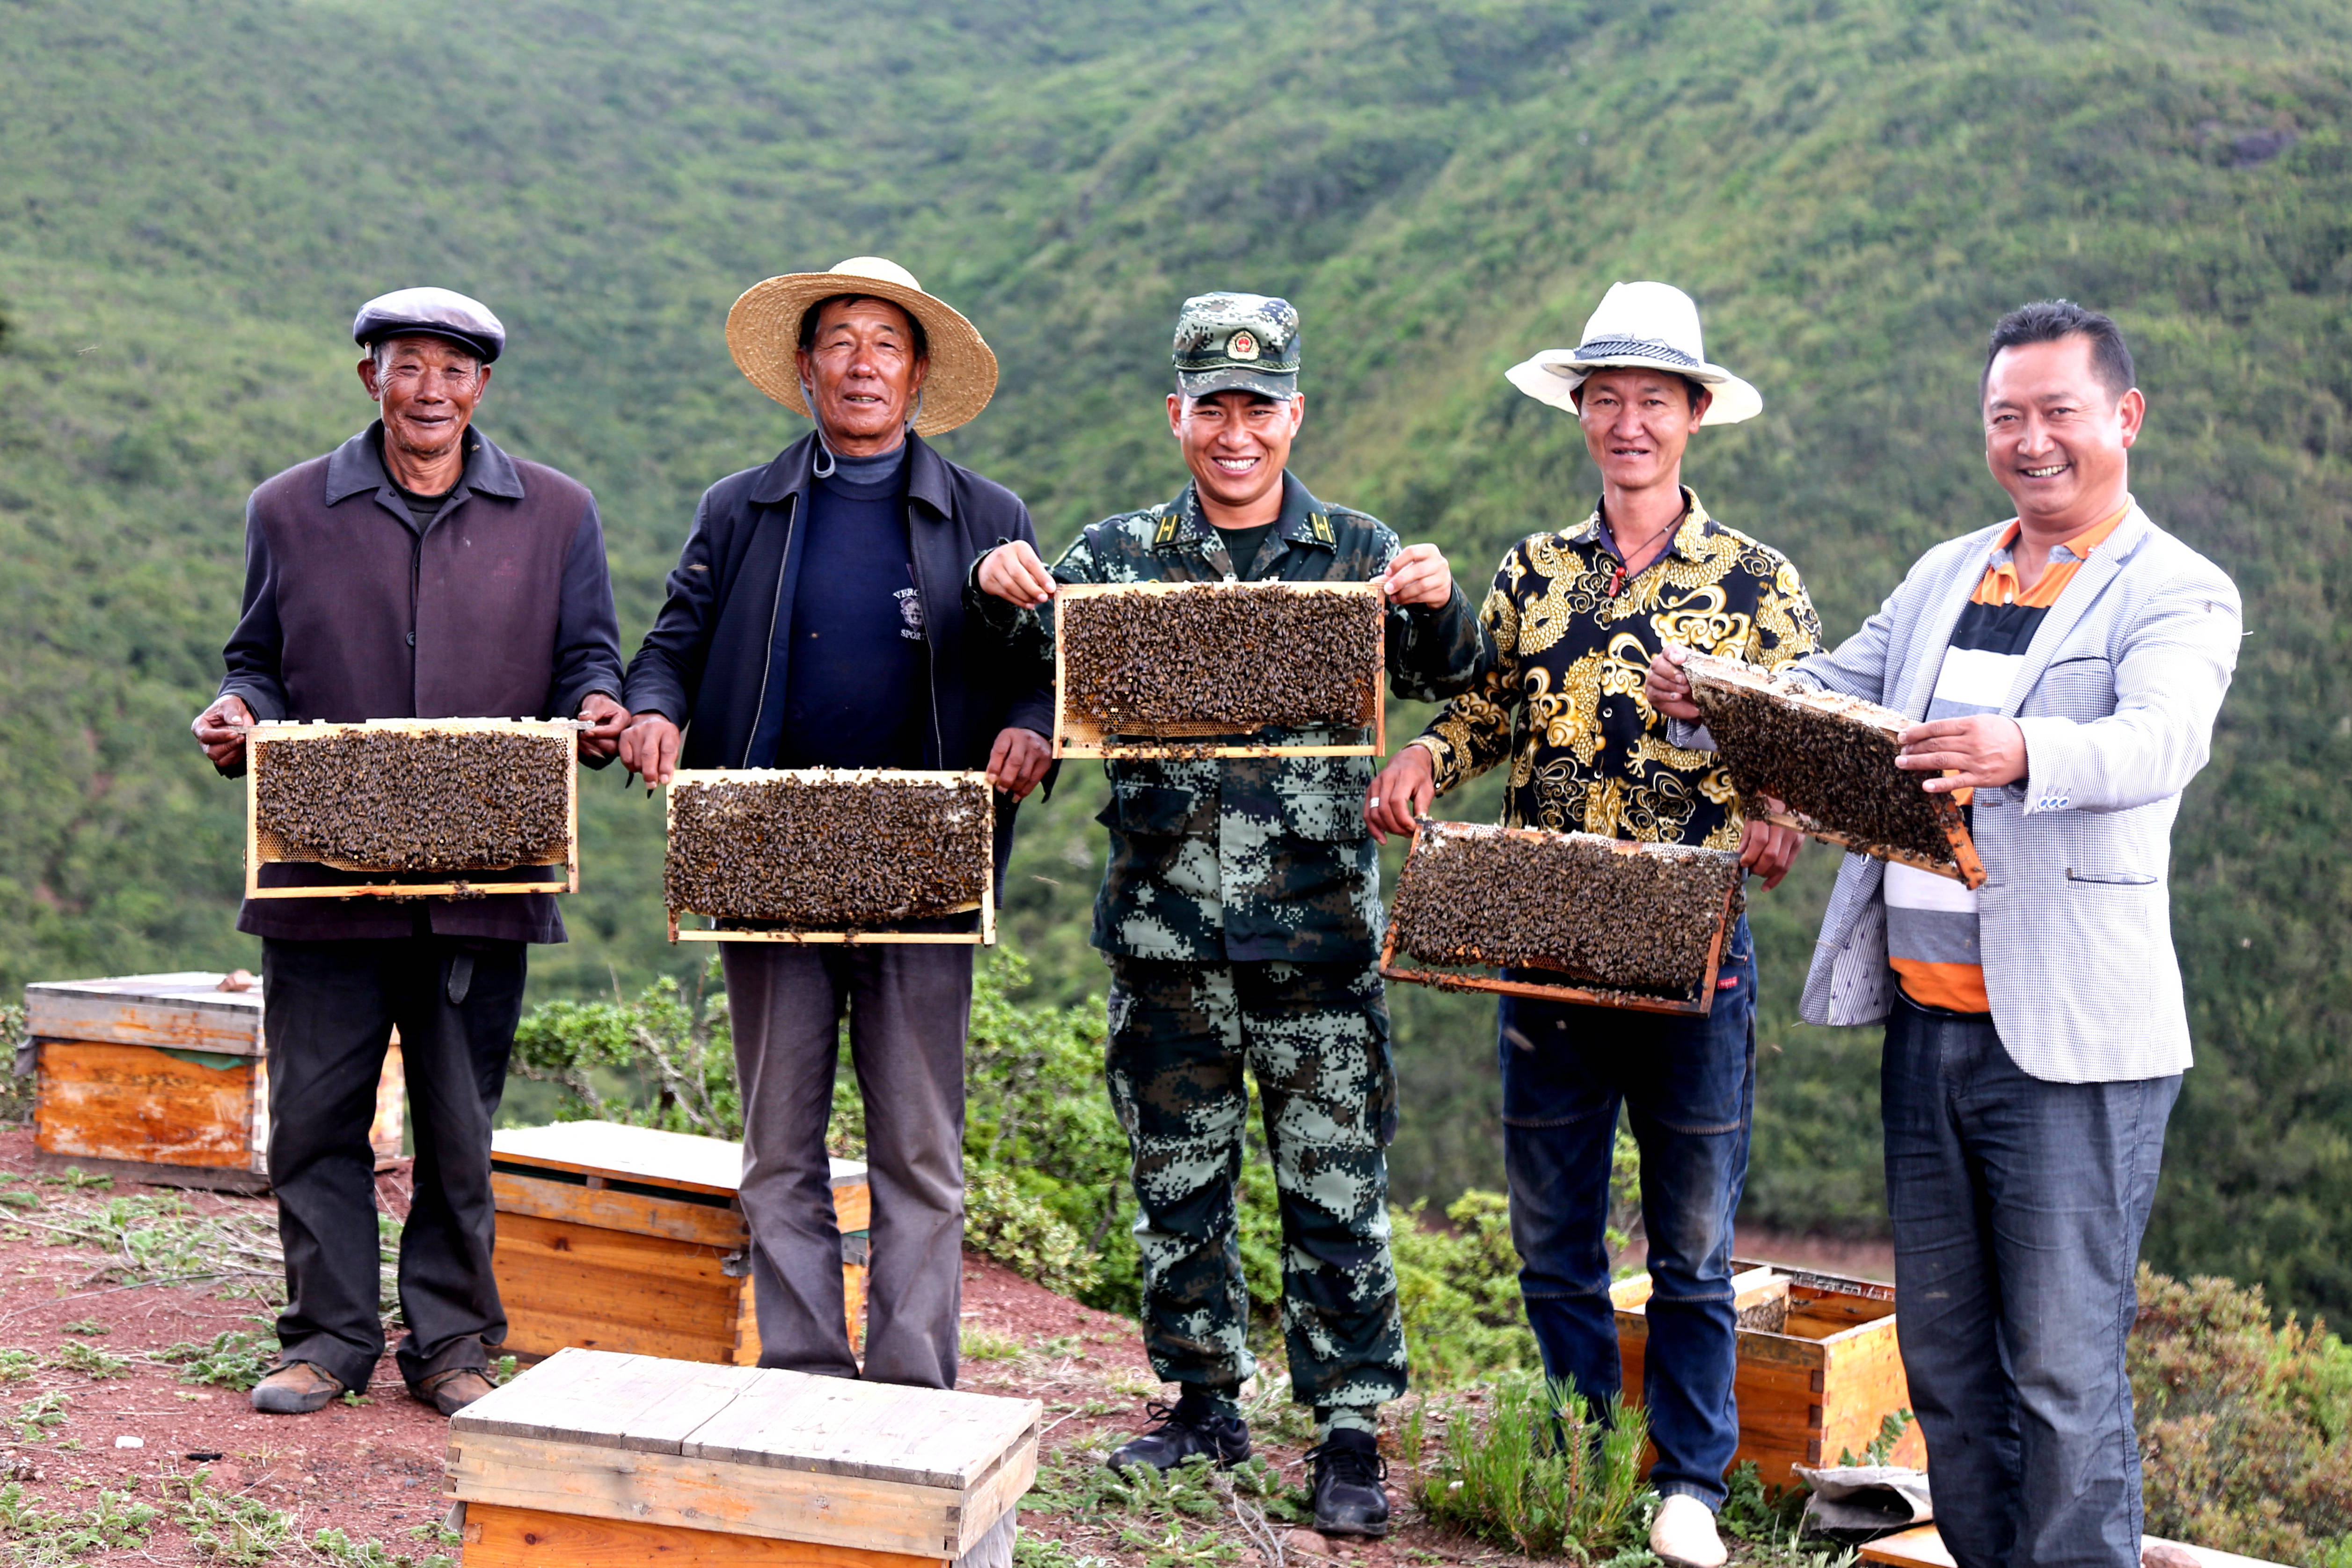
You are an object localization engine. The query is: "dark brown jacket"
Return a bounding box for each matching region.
[218,424,623,943]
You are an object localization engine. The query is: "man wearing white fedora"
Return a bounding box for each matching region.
[618,258,1054,1390]
[1368,281,1822,1568]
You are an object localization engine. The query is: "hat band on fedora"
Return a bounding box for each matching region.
[1571,335,1699,367]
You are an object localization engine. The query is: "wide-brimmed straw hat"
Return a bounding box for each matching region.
[1505,281,1761,426]
[725,256,999,437]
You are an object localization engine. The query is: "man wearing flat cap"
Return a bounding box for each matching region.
[190,287,628,1418]
[972,293,1485,1539]
[619,258,1053,1394]
[1369,281,1822,1568]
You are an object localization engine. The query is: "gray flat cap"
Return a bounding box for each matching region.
[351,287,505,363]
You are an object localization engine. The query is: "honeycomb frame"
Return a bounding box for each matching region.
[664,768,996,945]
[1052,580,1386,759]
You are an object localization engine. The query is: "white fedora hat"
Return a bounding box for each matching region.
[725,256,999,437]
[1505,281,1761,426]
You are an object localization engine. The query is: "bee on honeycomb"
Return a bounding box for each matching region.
[666,773,993,929]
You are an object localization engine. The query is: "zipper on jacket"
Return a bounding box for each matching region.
[905,505,948,769]
[743,495,798,768]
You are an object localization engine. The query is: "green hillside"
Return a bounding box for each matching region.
[3,0,2348,1315]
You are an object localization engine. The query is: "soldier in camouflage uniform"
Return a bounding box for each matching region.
[970,293,1486,1538]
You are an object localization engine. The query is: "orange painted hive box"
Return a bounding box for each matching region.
[489,1121,870,1366]
[1612,1261,1928,1487]
[445,1348,1037,1568]
[24,972,404,1195]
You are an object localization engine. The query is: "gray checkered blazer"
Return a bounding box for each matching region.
[1788,504,2241,1082]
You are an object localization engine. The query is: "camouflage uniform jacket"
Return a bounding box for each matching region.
[1412,489,1823,848]
[968,472,1488,963]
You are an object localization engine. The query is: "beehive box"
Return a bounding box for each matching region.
[1380,821,1743,1014]
[1053,580,1387,758]
[1680,652,1985,887]
[446,1348,1036,1568]
[490,1122,871,1364]
[247,717,579,899]
[24,972,404,1194]
[665,769,994,945]
[1612,1262,1926,1488]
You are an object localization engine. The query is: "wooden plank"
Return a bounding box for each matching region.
[1861,1525,1957,1568]
[372,1040,406,1161]
[459,1501,942,1568]
[491,1123,868,1212]
[34,1040,257,1167]
[23,974,262,1055]
[492,1172,750,1250]
[446,1430,975,1558]
[458,1350,762,1451]
[683,1373,1041,1492]
[492,1216,748,1363]
[25,1151,271,1196]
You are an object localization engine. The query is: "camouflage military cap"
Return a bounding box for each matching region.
[1173,293,1300,402]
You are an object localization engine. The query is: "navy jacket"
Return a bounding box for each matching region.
[623,432,1054,880]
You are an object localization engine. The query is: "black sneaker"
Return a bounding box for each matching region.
[1105,1395,1251,1474]
[1305,1428,1391,1538]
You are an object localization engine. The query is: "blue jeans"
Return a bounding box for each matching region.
[1497,917,1756,1507]
[1883,996,2177,1568]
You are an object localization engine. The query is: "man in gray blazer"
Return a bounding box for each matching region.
[1651,300,2240,1568]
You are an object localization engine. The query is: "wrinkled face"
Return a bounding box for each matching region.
[1981,335,2143,529]
[358,335,489,461]
[795,298,928,452]
[1167,389,1304,512]
[1575,368,1709,495]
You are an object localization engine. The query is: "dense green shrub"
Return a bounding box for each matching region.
[1405,1372,1650,1558]
[2131,1268,2352,1568]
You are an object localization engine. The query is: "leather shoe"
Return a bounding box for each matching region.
[1305,1428,1390,1538]
[1651,1494,1728,1568]
[412,1367,497,1417]
[1105,1395,1250,1474]
[250,1362,343,1415]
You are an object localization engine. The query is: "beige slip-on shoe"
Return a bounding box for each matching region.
[1651,1494,1729,1568]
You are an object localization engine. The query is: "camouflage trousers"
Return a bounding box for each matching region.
[1105,956,1409,1420]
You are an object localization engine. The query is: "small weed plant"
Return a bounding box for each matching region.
[157,1327,281,1390]
[1408,1372,1651,1559]
[51,1341,126,1379]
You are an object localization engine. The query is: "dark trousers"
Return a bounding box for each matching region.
[1104,956,1407,1422]
[722,943,972,1390]
[1883,995,2178,1568]
[260,935,525,1393]
[1497,918,1756,1508]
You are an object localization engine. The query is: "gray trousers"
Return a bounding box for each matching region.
[722,943,972,1389]
[1883,995,2179,1568]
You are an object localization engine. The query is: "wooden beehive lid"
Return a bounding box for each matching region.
[23,973,263,1056]
[490,1121,867,1198]
[448,1349,1041,1553]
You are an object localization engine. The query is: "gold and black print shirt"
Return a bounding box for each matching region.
[1411,489,1823,848]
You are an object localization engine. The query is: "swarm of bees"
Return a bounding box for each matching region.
[254,730,570,872]
[666,773,991,927]
[1388,821,1741,997]
[1060,583,1382,735]
[1682,653,1970,872]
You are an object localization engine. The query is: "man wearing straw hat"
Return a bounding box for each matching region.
[189,287,628,1418]
[971,292,1485,1538]
[618,258,1052,1393]
[1367,282,1822,1568]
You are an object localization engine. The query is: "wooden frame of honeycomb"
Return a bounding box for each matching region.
[664,768,996,945]
[244,717,579,899]
[1680,650,1986,888]
[1052,580,1387,759]
[1378,819,1743,1015]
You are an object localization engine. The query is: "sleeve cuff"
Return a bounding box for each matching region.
[1665,716,1717,753]
[2012,716,2077,815]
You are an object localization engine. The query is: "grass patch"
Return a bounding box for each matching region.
[155,1327,280,1391]
[8,1395,67,1444]
[962,1327,1026,1363]
[1405,1372,1651,1558]
[50,1342,127,1379]
[0,1353,37,1385]
[56,1320,105,1338]
[170,1473,292,1567]
[0,1480,158,1565]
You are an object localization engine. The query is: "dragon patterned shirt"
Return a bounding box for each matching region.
[967,472,1490,964]
[1411,489,1822,848]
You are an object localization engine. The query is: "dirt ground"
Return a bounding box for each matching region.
[0,1123,1866,1566]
